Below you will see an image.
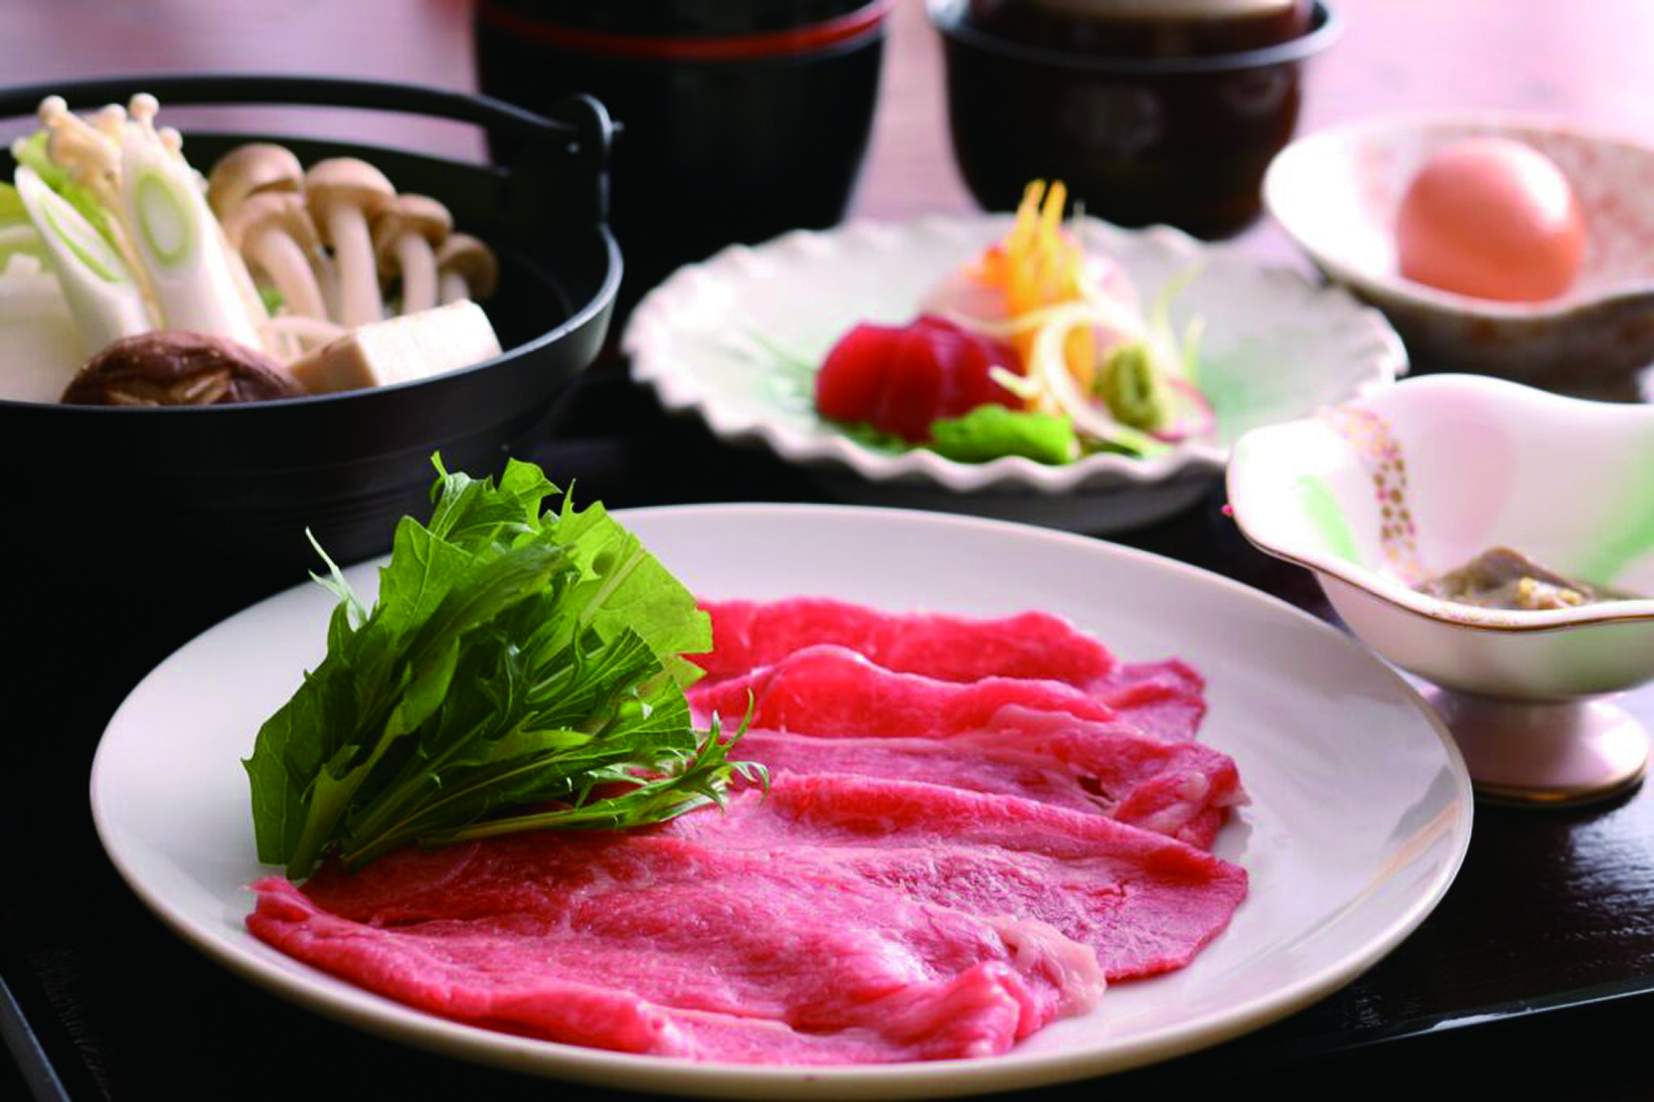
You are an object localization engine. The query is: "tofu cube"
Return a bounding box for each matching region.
[289,300,501,394]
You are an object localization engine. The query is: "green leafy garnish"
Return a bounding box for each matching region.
[834,419,913,454]
[244,456,758,880]
[928,404,1077,464]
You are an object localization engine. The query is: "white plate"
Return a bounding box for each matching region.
[624,216,1405,532]
[90,504,1470,1099]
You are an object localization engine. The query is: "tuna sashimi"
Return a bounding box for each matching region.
[691,597,1117,689]
[728,704,1240,850]
[690,643,1205,744]
[815,315,1022,444]
[667,775,1248,981]
[248,831,1104,1064]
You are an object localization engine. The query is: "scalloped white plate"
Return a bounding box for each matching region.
[91,504,1471,1099]
[624,215,1405,532]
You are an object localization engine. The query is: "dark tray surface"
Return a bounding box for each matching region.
[8,364,1654,1100]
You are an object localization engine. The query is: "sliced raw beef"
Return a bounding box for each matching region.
[692,597,1117,689]
[248,591,1245,1066]
[248,831,1104,1064]
[667,775,1248,981]
[962,706,1238,849]
[690,643,1205,743]
[1094,659,1208,740]
[728,704,1240,850]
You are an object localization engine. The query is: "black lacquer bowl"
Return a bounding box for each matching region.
[0,75,619,585]
[474,0,888,310]
[932,0,1339,238]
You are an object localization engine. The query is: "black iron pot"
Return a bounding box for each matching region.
[0,75,620,720]
[0,75,618,576]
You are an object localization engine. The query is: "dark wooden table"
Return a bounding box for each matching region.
[5,2,1654,1099]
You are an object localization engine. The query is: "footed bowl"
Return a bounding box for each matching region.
[1227,373,1654,803]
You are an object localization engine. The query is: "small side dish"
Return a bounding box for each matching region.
[1,93,501,405]
[812,181,1211,465]
[1227,373,1654,803]
[625,205,1402,531]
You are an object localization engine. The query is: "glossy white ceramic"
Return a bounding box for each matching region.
[91,504,1469,1097]
[1265,114,1654,394]
[625,214,1402,531]
[1228,373,1654,801]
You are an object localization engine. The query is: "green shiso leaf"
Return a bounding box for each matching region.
[927,404,1078,465]
[243,455,744,880]
[833,419,913,454]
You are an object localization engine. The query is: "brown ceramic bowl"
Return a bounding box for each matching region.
[931,0,1338,238]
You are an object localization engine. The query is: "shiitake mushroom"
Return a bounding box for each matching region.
[62,331,302,406]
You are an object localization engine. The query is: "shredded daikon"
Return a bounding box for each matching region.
[933,180,1214,455]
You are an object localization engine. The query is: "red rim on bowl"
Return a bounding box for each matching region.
[929,0,1339,74]
[475,0,893,61]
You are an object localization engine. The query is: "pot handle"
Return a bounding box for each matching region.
[0,74,614,227]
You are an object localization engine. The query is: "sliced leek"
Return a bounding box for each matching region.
[118,97,265,348]
[14,165,151,355]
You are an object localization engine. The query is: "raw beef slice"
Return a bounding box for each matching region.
[666,774,1248,981]
[727,706,1241,851]
[689,643,1206,744]
[687,644,1235,847]
[1093,659,1208,741]
[692,597,1117,689]
[247,830,1105,1064]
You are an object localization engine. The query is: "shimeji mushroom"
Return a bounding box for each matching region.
[207,143,304,218]
[433,233,498,304]
[223,192,330,322]
[305,158,395,327]
[208,143,336,322]
[371,194,452,315]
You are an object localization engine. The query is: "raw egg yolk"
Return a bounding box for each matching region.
[1395,137,1586,302]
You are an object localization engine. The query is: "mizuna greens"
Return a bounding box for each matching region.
[245,457,755,880]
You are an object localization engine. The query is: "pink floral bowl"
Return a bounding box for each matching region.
[1227,374,1654,805]
[1263,114,1654,397]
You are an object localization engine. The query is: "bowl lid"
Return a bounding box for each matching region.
[476,0,891,60]
[930,0,1339,74]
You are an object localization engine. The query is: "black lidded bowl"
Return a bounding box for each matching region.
[0,76,620,703]
[473,0,889,311]
[931,0,1339,239]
